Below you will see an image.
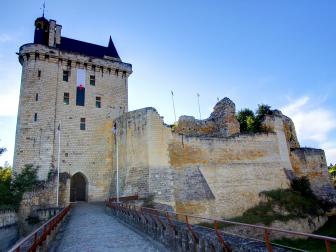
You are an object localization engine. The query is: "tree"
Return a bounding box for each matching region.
[0,147,5,156]
[329,164,336,187]
[0,167,12,207]
[0,164,39,209]
[256,104,273,119]
[237,104,273,133]
[237,109,256,133]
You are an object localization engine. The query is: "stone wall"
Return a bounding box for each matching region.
[14,34,132,202]
[174,98,240,137]
[112,107,294,219]
[19,180,57,220]
[290,148,336,203]
[0,210,17,228]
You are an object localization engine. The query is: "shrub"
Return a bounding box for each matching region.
[0,164,40,210]
[227,176,324,225]
[237,104,274,133]
[290,176,314,198]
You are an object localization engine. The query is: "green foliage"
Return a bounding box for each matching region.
[256,104,273,119]
[237,109,255,132]
[237,104,273,133]
[0,145,6,156]
[0,167,13,209]
[0,164,39,210]
[47,169,57,182]
[328,164,336,187]
[273,216,336,252]
[328,163,336,177]
[290,176,314,198]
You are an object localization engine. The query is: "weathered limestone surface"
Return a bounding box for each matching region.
[14,18,132,203]
[290,148,336,203]
[112,107,293,219]
[174,97,240,137]
[111,97,336,220]
[223,215,328,240]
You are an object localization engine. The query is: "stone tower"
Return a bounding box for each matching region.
[13,16,132,201]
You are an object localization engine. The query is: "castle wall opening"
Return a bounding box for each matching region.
[70,172,87,202]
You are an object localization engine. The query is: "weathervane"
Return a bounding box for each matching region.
[41,1,46,17]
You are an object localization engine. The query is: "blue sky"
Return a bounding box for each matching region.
[0,0,336,165]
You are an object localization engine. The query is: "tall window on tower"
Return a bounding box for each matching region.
[76,69,86,106]
[96,96,101,108]
[63,70,69,82]
[80,118,86,130]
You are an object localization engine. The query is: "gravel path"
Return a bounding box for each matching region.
[55,202,167,252]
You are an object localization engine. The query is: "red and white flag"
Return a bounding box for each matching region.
[77,69,86,90]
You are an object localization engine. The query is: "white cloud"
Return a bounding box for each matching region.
[281,96,336,164]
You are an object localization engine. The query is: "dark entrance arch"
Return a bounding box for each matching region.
[70,172,87,202]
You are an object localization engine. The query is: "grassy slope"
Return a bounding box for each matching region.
[272,216,336,252]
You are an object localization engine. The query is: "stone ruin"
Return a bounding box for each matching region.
[174,97,240,137]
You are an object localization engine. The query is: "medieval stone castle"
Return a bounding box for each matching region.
[14,16,335,218]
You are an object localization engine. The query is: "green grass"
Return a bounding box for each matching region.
[228,188,323,226]
[272,216,336,252]
[196,178,336,251]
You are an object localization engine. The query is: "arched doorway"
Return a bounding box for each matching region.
[70,172,87,202]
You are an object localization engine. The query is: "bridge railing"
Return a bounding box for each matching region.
[8,204,71,252]
[106,201,336,252]
[107,194,139,202]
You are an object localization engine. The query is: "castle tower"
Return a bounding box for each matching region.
[13,16,132,202]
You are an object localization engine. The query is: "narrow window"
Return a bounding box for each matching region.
[63,92,70,105]
[76,69,86,106]
[63,70,69,82]
[80,118,86,130]
[90,75,95,86]
[38,70,41,79]
[35,93,38,101]
[96,96,101,108]
[34,113,37,122]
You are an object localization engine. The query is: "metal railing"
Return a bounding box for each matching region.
[106,201,336,252]
[8,204,71,252]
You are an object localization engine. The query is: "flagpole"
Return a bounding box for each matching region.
[197,93,201,120]
[171,91,177,123]
[56,121,61,208]
[116,132,119,203]
[113,123,119,203]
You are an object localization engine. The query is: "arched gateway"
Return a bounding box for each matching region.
[70,172,87,202]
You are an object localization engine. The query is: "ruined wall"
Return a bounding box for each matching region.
[14,40,132,202]
[112,107,293,219]
[174,98,240,137]
[170,134,291,218]
[290,148,336,202]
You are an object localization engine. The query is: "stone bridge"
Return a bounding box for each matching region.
[8,202,336,252]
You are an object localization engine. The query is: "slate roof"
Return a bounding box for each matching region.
[57,36,120,59]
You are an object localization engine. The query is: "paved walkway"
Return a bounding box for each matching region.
[55,202,167,252]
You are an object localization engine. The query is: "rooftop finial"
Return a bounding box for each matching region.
[42,1,46,17]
